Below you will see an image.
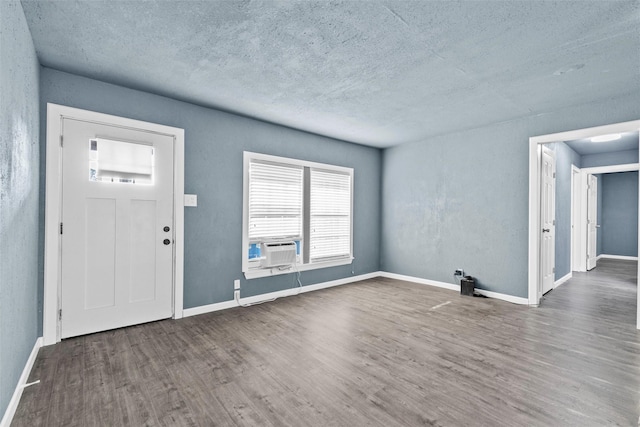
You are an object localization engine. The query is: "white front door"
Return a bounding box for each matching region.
[60,117,174,339]
[586,174,598,271]
[541,146,556,295]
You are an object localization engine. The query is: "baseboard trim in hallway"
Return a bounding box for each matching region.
[598,254,639,261]
[554,272,573,288]
[1,337,42,427]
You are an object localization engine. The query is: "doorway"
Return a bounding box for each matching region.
[528,120,640,329]
[44,104,185,345]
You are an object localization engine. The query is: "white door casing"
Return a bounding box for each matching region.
[586,174,598,271]
[571,165,581,271]
[44,104,185,345]
[60,119,174,338]
[541,146,556,295]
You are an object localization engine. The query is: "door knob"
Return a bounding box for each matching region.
[542,228,550,233]
[163,226,170,232]
[163,239,171,245]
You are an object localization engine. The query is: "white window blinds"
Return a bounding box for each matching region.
[248,161,303,240]
[309,169,352,261]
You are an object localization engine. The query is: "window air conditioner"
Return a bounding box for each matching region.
[261,241,297,268]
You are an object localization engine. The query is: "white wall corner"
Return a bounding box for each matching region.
[1,337,43,427]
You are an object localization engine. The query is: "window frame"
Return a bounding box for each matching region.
[242,151,354,279]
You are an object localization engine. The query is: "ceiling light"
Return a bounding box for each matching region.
[591,134,621,142]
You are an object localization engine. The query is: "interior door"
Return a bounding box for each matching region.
[541,146,556,295]
[60,118,174,339]
[586,174,598,271]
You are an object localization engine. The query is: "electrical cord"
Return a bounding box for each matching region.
[236,252,303,308]
[293,255,303,295]
[235,288,277,307]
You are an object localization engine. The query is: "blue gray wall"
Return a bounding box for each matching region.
[552,142,581,280]
[582,149,638,168]
[0,0,40,417]
[381,94,640,298]
[39,68,382,311]
[600,172,638,257]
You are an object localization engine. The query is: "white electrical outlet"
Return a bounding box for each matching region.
[234,279,240,290]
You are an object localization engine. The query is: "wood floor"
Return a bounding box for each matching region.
[12,260,639,426]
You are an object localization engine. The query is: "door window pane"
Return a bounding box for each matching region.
[89,138,154,184]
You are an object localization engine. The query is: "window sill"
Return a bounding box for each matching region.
[243,257,354,280]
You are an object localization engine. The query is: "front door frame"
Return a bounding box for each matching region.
[528,119,640,329]
[44,103,185,345]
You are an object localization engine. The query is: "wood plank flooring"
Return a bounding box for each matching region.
[12,260,639,426]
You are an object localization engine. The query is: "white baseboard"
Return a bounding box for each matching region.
[473,289,529,305]
[379,272,459,292]
[184,269,530,318]
[554,272,572,288]
[1,337,43,427]
[183,271,382,317]
[182,300,239,317]
[599,254,638,261]
[379,272,528,305]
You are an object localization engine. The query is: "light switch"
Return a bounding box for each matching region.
[184,194,198,207]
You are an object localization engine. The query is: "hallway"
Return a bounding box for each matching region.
[543,258,638,326]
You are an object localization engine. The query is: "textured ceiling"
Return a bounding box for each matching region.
[21,0,640,148]
[565,131,639,156]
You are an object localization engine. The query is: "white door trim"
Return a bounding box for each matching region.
[570,165,580,272]
[527,119,640,329]
[586,174,598,270]
[44,103,185,345]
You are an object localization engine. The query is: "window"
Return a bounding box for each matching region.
[248,161,303,241]
[89,138,154,185]
[243,152,353,279]
[309,169,351,262]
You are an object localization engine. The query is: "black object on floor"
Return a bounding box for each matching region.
[460,276,475,296]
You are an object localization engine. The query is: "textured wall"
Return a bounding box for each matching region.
[582,149,638,168]
[39,68,381,310]
[0,0,40,417]
[552,142,581,280]
[382,93,640,298]
[601,172,638,257]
